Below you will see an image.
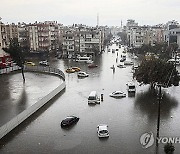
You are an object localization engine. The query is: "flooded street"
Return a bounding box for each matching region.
[1,44,180,154]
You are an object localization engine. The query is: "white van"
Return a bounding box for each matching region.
[88,91,100,104]
[126,82,136,93]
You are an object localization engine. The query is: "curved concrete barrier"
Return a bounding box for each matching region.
[0,66,66,139]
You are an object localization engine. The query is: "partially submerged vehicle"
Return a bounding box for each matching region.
[77,71,89,77]
[88,91,100,104]
[39,60,49,66]
[109,91,126,98]
[61,116,79,127]
[97,124,109,138]
[126,82,136,93]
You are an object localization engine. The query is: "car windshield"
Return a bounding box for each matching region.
[88,96,96,100]
[64,117,74,122]
[99,130,108,134]
[129,86,135,89]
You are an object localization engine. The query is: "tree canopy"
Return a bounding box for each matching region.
[3,38,25,82]
[3,38,25,67]
[130,42,179,60]
[133,57,179,87]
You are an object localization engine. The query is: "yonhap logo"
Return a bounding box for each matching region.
[140,132,155,149]
[140,132,180,149]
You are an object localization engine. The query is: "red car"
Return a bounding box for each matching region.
[88,64,98,68]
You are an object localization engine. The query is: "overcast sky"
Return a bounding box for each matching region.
[0,0,179,26]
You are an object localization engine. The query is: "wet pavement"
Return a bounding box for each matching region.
[0,44,180,154]
[0,72,63,126]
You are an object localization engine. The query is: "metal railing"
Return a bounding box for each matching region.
[0,65,65,81]
[0,65,21,74]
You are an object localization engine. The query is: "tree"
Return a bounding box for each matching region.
[3,38,25,83]
[117,31,127,45]
[104,33,113,46]
[134,42,178,60]
[133,57,179,88]
[164,143,175,154]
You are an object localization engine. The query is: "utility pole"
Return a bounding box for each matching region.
[174,50,177,70]
[156,84,162,147]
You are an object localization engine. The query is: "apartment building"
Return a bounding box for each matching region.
[28,24,39,52]
[18,23,29,51]
[126,20,164,48]
[36,23,51,52]
[45,21,60,53]
[61,26,104,58]
[62,28,75,58]
[6,23,19,46]
[0,21,12,68]
[0,22,7,49]
[164,21,180,49]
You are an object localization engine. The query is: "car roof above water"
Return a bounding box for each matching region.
[98,124,108,131]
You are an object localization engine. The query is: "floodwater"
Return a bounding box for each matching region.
[0,72,63,126]
[0,44,180,154]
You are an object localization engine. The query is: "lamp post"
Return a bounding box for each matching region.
[156,84,162,147]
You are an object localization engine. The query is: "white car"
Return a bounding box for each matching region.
[109,91,126,98]
[77,71,89,77]
[39,60,49,66]
[97,124,109,138]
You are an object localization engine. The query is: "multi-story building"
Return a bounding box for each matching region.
[6,23,19,46]
[164,20,180,49]
[28,24,39,52]
[18,23,29,51]
[0,21,12,68]
[0,22,7,49]
[62,28,75,58]
[36,23,51,52]
[61,26,104,58]
[19,21,62,53]
[126,20,164,48]
[45,21,60,53]
[78,27,102,55]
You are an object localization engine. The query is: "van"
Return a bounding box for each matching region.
[88,91,100,104]
[126,82,136,93]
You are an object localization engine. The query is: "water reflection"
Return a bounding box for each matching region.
[128,92,136,97]
[0,75,10,101]
[15,87,27,113]
[135,87,178,121]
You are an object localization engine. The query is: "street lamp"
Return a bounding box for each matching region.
[156,84,163,147]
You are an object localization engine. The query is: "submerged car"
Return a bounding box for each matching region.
[109,91,126,98]
[77,71,89,77]
[97,124,109,138]
[39,60,49,66]
[71,67,81,72]
[61,116,79,127]
[25,61,35,66]
[88,64,98,68]
[117,64,126,68]
[66,68,76,73]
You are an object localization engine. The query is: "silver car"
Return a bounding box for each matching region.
[97,124,109,138]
